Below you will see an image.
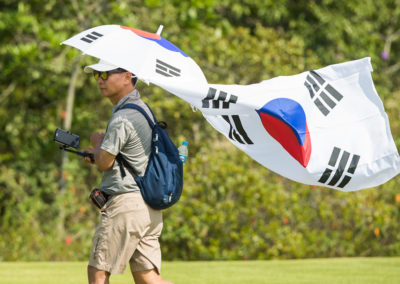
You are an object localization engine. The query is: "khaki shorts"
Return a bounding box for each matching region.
[88,192,163,275]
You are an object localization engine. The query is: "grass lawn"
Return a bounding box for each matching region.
[0,257,399,284]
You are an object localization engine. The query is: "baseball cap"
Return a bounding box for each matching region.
[84,59,119,73]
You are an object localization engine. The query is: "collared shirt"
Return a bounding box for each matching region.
[100,89,153,195]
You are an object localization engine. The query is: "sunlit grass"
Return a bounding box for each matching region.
[0,258,399,284]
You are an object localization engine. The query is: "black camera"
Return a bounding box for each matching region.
[54,128,80,149]
[54,128,94,162]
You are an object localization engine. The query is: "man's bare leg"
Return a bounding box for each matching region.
[88,265,110,284]
[130,266,173,284]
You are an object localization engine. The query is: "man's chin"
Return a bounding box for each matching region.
[100,90,108,97]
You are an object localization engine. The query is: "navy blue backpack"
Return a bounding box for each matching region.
[115,103,183,210]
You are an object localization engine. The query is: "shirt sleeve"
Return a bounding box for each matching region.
[101,115,131,156]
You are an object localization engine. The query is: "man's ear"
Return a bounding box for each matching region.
[124,72,133,85]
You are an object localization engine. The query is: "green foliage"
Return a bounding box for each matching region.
[0,0,399,261]
[162,143,400,260]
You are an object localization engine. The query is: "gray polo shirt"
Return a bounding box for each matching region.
[100,90,154,195]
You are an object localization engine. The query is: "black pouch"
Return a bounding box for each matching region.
[89,188,109,209]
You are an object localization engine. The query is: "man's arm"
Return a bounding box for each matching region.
[83,132,116,171]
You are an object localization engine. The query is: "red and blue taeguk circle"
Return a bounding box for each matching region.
[257,98,311,167]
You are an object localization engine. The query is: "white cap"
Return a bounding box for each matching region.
[84,59,119,73]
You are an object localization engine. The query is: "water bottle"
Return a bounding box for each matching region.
[178,141,189,164]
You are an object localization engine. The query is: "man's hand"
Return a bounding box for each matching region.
[82,147,95,164]
[83,132,116,171]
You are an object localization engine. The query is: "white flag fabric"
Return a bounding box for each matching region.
[62,25,400,191]
[197,58,400,191]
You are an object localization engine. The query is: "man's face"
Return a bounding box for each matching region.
[95,70,132,102]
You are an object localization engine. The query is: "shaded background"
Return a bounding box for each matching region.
[0,0,399,261]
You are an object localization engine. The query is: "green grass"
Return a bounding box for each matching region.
[0,258,399,284]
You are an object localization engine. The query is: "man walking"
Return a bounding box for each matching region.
[83,59,172,284]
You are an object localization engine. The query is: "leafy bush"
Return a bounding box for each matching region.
[162,141,400,260]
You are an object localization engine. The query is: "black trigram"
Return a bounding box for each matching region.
[202,87,238,109]
[318,147,360,188]
[222,115,253,145]
[80,31,103,43]
[155,59,181,77]
[304,71,344,116]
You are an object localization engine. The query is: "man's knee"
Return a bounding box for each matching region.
[88,265,110,284]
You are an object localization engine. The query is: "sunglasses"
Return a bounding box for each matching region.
[93,69,126,80]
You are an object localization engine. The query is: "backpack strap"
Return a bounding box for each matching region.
[117,103,157,128]
[114,103,156,179]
